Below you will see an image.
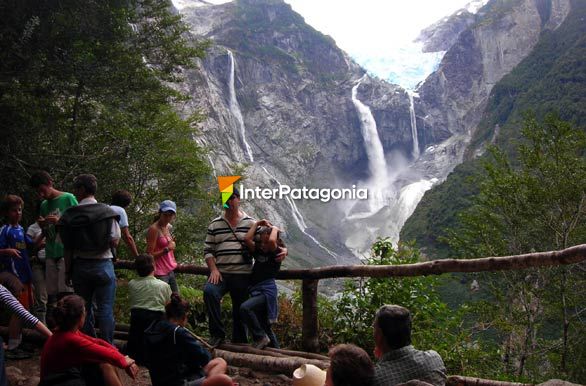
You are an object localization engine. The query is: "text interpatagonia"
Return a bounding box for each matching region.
[238,184,368,203]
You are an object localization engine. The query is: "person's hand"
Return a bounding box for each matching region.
[124,356,139,379]
[168,240,176,250]
[65,272,73,288]
[275,247,287,262]
[3,249,21,259]
[208,269,222,284]
[37,216,46,227]
[257,219,272,227]
[45,215,59,225]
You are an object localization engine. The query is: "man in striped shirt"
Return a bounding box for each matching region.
[203,188,286,347]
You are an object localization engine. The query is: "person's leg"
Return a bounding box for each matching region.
[55,257,74,298]
[239,294,268,342]
[72,260,97,338]
[92,260,116,344]
[201,374,233,386]
[31,262,48,324]
[262,319,279,349]
[203,280,228,340]
[167,270,179,293]
[0,337,7,386]
[99,364,122,386]
[226,274,250,344]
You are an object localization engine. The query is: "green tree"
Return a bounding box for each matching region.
[0,0,214,260]
[445,114,586,381]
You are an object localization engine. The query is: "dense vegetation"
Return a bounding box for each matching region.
[0,0,215,258]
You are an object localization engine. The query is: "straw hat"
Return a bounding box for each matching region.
[292,364,327,386]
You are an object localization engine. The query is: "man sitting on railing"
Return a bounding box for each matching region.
[373,305,446,386]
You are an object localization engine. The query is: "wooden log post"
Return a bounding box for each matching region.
[302,279,319,353]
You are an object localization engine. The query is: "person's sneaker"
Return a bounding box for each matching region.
[208,336,224,348]
[252,335,270,350]
[5,347,32,360]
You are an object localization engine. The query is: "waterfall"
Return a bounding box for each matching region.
[407,91,420,159]
[351,75,388,184]
[261,166,339,262]
[207,154,217,179]
[227,50,254,163]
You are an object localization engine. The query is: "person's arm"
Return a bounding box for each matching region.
[204,223,221,284]
[267,226,279,252]
[243,221,259,253]
[0,248,21,258]
[121,227,139,257]
[110,221,120,249]
[177,328,212,367]
[0,285,42,330]
[73,332,130,369]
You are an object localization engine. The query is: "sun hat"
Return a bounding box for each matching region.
[292,364,327,386]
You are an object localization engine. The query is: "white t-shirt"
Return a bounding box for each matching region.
[26,222,46,261]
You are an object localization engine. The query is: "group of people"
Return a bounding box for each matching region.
[0,170,447,386]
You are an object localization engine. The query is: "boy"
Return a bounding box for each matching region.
[30,171,77,304]
[127,254,171,365]
[0,195,35,358]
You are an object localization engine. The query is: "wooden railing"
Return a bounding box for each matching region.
[114,244,586,352]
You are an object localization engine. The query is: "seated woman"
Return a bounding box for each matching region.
[40,295,138,386]
[126,254,171,365]
[240,219,284,349]
[144,294,233,386]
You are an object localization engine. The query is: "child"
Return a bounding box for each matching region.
[126,254,172,365]
[240,219,284,349]
[26,202,48,324]
[0,195,35,358]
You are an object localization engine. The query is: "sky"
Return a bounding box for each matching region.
[173,0,487,88]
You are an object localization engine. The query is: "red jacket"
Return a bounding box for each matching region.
[41,330,127,378]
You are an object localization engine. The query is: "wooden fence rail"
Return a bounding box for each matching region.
[114,244,586,352]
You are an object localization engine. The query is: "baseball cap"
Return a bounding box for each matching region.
[159,200,177,213]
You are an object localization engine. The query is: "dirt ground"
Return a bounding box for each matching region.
[5,347,293,386]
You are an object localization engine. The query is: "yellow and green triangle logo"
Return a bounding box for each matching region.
[218,176,241,208]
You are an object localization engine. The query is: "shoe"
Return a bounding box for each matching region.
[208,336,224,348]
[5,347,32,360]
[252,335,270,350]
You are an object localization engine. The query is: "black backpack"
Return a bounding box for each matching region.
[57,203,119,253]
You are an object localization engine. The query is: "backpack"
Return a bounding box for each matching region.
[57,203,119,253]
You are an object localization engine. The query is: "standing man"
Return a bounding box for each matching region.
[110,190,139,258]
[372,305,447,386]
[60,174,120,343]
[203,188,286,347]
[29,171,77,307]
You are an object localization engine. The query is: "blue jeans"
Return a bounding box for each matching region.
[240,294,279,348]
[72,259,116,343]
[155,270,178,293]
[203,273,250,343]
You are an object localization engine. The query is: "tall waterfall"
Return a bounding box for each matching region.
[407,91,420,159]
[351,75,388,185]
[261,166,339,262]
[227,50,254,163]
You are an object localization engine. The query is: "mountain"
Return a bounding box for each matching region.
[401,0,585,258]
[172,0,572,265]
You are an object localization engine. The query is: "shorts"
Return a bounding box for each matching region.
[17,283,34,310]
[45,258,73,296]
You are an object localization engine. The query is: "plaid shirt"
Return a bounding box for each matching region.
[373,345,447,386]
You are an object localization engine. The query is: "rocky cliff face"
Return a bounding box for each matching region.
[174,0,571,264]
[177,0,418,265]
[415,0,571,165]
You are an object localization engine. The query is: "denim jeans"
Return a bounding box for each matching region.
[155,270,178,293]
[72,259,116,343]
[203,273,250,343]
[240,293,279,348]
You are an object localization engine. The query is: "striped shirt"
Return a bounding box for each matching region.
[204,213,254,274]
[0,284,39,329]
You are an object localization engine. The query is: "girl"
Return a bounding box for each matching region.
[146,200,178,293]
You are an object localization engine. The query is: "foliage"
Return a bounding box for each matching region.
[444,114,586,382]
[0,0,214,256]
